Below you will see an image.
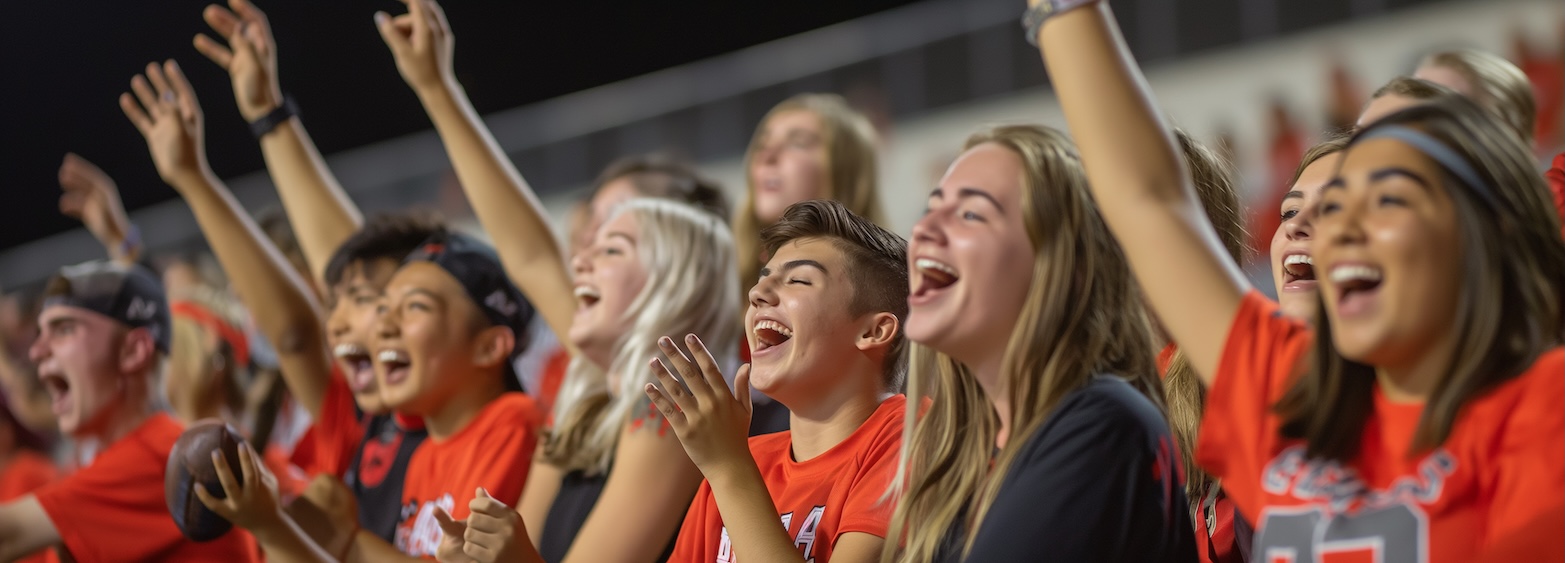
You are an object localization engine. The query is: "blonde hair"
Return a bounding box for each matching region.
[1420,49,1536,143]
[885,125,1160,562]
[166,286,251,420]
[736,93,885,304]
[542,198,741,474]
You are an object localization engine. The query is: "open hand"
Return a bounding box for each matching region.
[120,60,211,188]
[193,442,286,534]
[643,334,755,480]
[375,0,456,94]
[193,0,283,121]
[57,154,135,259]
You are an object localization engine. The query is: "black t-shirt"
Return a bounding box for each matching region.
[935,376,1198,563]
[344,413,428,543]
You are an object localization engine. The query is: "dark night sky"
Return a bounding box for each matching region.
[0,0,921,249]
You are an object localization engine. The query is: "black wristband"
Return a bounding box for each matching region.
[248,96,298,139]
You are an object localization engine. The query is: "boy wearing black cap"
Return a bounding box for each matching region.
[0,261,259,562]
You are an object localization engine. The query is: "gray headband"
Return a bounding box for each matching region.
[1355,125,1497,207]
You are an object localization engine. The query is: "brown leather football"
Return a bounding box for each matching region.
[164,419,246,542]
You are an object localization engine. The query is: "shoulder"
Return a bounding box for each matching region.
[1479,348,1564,441]
[486,392,546,429]
[1022,378,1167,455]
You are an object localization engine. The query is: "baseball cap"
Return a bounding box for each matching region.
[42,260,170,354]
[404,231,535,391]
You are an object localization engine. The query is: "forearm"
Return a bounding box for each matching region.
[257,118,363,283]
[412,80,576,345]
[251,515,342,563]
[170,171,331,416]
[707,463,802,563]
[347,530,426,563]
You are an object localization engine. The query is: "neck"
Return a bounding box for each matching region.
[423,376,505,441]
[968,355,1011,449]
[783,360,888,461]
[1374,342,1456,404]
[82,398,157,447]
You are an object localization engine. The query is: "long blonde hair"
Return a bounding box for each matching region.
[885,125,1160,562]
[543,198,741,474]
[735,94,884,304]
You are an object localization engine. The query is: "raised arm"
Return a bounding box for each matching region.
[1032,1,1248,381]
[57,154,141,266]
[118,59,333,418]
[374,0,577,351]
[194,0,363,284]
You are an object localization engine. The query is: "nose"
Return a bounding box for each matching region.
[375,302,400,341]
[27,333,48,365]
[1323,200,1367,247]
[1283,209,1313,242]
[327,302,351,341]
[748,276,778,310]
[571,251,593,277]
[910,212,948,248]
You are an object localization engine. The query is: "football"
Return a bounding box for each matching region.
[163,420,246,542]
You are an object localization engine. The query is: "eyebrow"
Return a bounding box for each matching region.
[759,259,828,279]
[1368,167,1433,191]
[927,187,1006,212]
[1281,190,1304,201]
[396,287,446,306]
[605,231,636,245]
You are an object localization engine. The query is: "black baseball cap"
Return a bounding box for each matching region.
[404,232,534,391]
[42,260,170,354]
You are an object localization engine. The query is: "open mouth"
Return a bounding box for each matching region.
[758,176,783,193]
[752,318,794,355]
[333,344,376,393]
[1329,264,1384,315]
[1281,254,1317,289]
[574,285,602,310]
[40,373,70,416]
[376,349,412,385]
[911,258,959,302]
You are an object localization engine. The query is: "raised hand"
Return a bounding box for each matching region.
[120,60,210,188]
[431,507,473,563]
[459,488,538,563]
[643,335,756,480]
[193,442,287,534]
[374,0,456,93]
[57,153,137,261]
[193,0,282,121]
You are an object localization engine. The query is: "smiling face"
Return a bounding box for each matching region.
[29,306,133,437]
[1314,137,1464,367]
[372,261,487,415]
[1271,152,1343,321]
[569,211,650,370]
[906,143,1034,366]
[749,110,829,224]
[326,258,399,413]
[745,238,868,402]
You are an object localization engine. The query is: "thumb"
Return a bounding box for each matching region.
[735,364,754,415]
[475,487,493,501]
[433,506,466,536]
[374,11,408,52]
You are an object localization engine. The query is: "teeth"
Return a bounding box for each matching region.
[376,350,408,364]
[333,344,367,359]
[754,320,793,338]
[574,286,601,300]
[915,258,957,277]
[1329,265,1382,284]
[1284,255,1313,266]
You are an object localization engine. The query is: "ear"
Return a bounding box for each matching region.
[471,325,517,370]
[853,312,900,354]
[119,327,158,375]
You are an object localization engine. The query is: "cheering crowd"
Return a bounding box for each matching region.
[0,0,1561,561]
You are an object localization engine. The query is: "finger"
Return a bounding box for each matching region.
[463,541,496,562]
[59,192,84,216]
[163,60,201,119]
[649,357,697,413]
[130,76,158,117]
[424,0,451,36]
[192,482,231,514]
[643,382,688,427]
[658,336,712,398]
[433,506,468,537]
[202,4,241,38]
[735,364,754,416]
[193,34,234,69]
[211,450,242,498]
[374,11,409,52]
[406,0,429,38]
[145,62,172,100]
[237,442,258,490]
[226,21,257,60]
[684,334,732,399]
[229,0,269,29]
[119,93,152,134]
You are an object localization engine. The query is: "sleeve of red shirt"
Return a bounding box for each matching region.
[289,373,364,478]
[666,480,717,563]
[1195,290,1312,521]
[1483,349,1565,553]
[836,400,906,540]
[443,394,541,522]
[34,438,166,562]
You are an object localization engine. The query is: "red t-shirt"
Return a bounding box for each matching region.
[668,395,906,563]
[288,370,365,479]
[393,392,542,557]
[0,451,57,563]
[35,414,260,563]
[1197,290,1565,563]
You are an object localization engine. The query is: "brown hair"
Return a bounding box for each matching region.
[323,212,446,289]
[1371,76,1458,102]
[885,125,1160,562]
[736,94,885,309]
[1162,130,1248,502]
[1420,49,1537,142]
[1291,135,1351,186]
[591,154,730,223]
[1275,97,1565,461]
[760,200,909,389]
